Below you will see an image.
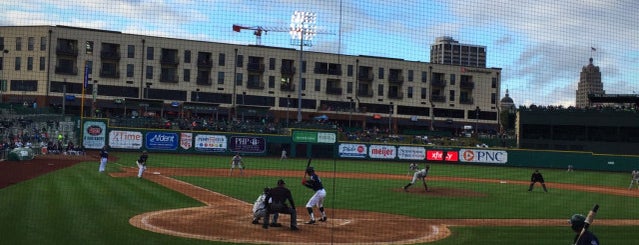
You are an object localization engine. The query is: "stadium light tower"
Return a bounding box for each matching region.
[290,11,317,123]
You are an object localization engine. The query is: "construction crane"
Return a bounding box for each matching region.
[232,24,290,45]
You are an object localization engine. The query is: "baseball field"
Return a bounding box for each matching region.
[1,152,638,244]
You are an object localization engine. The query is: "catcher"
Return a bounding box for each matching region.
[404,164,429,191]
[252,187,279,226]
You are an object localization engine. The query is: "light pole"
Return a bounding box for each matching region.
[349,98,353,128]
[286,95,290,127]
[62,78,67,115]
[91,80,98,117]
[388,102,393,134]
[0,49,8,103]
[290,11,317,123]
[195,88,200,118]
[475,106,480,136]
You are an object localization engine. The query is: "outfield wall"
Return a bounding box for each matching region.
[82,119,638,172]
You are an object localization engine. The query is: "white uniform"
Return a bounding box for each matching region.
[229,154,244,176]
[629,170,639,190]
[410,168,429,184]
[281,149,287,160]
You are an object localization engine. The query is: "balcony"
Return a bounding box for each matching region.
[196,77,212,85]
[358,72,374,82]
[247,81,265,89]
[197,58,213,68]
[460,80,475,89]
[281,66,296,75]
[160,55,179,66]
[431,95,446,102]
[388,91,404,99]
[55,66,78,75]
[431,79,446,87]
[247,63,265,73]
[357,89,373,97]
[328,68,342,76]
[99,69,120,78]
[56,46,78,57]
[100,50,121,61]
[280,83,296,92]
[389,74,404,84]
[326,87,342,95]
[160,74,179,83]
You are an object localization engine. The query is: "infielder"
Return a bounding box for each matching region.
[229,153,244,176]
[136,150,148,178]
[629,170,639,190]
[404,164,430,191]
[302,167,327,224]
[98,146,108,172]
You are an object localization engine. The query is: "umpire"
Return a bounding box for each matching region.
[528,169,548,192]
[263,179,299,231]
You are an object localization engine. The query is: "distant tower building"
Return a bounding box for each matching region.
[500,89,516,113]
[575,58,604,108]
[430,36,486,67]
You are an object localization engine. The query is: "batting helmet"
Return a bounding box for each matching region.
[306,166,315,173]
[569,214,586,232]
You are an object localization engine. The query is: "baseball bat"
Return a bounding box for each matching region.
[303,158,312,179]
[574,204,599,245]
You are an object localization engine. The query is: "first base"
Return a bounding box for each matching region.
[152,172,161,175]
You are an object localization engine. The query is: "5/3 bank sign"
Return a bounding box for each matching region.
[459,149,507,164]
[146,132,178,150]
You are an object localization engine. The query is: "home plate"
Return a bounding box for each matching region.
[153,172,161,175]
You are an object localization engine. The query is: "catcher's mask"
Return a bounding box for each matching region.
[569,214,586,232]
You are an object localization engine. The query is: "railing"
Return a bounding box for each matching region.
[388,91,404,99]
[358,72,374,82]
[247,63,265,73]
[197,59,213,68]
[431,79,446,87]
[357,89,373,97]
[100,50,121,60]
[281,66,296,75]
[160,55,179,66]
[280,83,296,92]
[247,81,265,89]
[55,66,78,75]
[326,87,342,95]
[460,80,474,89]
[160,74,179,83]
[389,74,404,84]
[99,70,120,78]
[431,95,446,102]
[196,77,212,85]
[56,46,78,56]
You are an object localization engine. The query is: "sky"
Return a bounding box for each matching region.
[2,0,639,107]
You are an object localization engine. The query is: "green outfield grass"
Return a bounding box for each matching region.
[0,153,637,244]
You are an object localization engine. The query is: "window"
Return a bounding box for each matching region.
[302,61,306,73]
[218,53,225,66]
[236,55,243,67]
[408,70,414,82]
[0,57,3,70]
[235,73,243,86]
[39,57,45,71]
[86,60,93,74]
[127,45,135,58]
[492,77,497,88]
[16,37,22,51]
[126,64,134,78]
[347,82,353,94]
[450,74,456,85]
[421,88,427,99]
[421,71,427,83]
[146,66,153,79]
[491,93,497,104]
[378,84,384,96]
[449,90,455,102]
[301,78,306,90]
[147,47,154,60]
[15,57,21,70]
[184,50,191,63]
[27,57,33,70]
[0,37,4,50]
[378,67,384,79]
[218,72,225,84]
[268,76,275,88]
[28,37,34,51]
[40,37,46,51]
[269,58,275,70]
[407,87,413,98]
[347,65,353,76]
[86,41,93,54]
[314,79,321,92]
[183,69,190,82]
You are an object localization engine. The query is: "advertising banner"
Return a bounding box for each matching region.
[459,149,508,164]
[194,134,227,152]
[397,146,426,160]
[180,132,192,150]
[426,150,444,161]
[292,130,336,144]
[317,132,337,143]
[369,145,396,159]
[338,144,367,158]
[145,132,178,150]
[82,121,106,149]
[109,130,143,149]
[229,136,266,153]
